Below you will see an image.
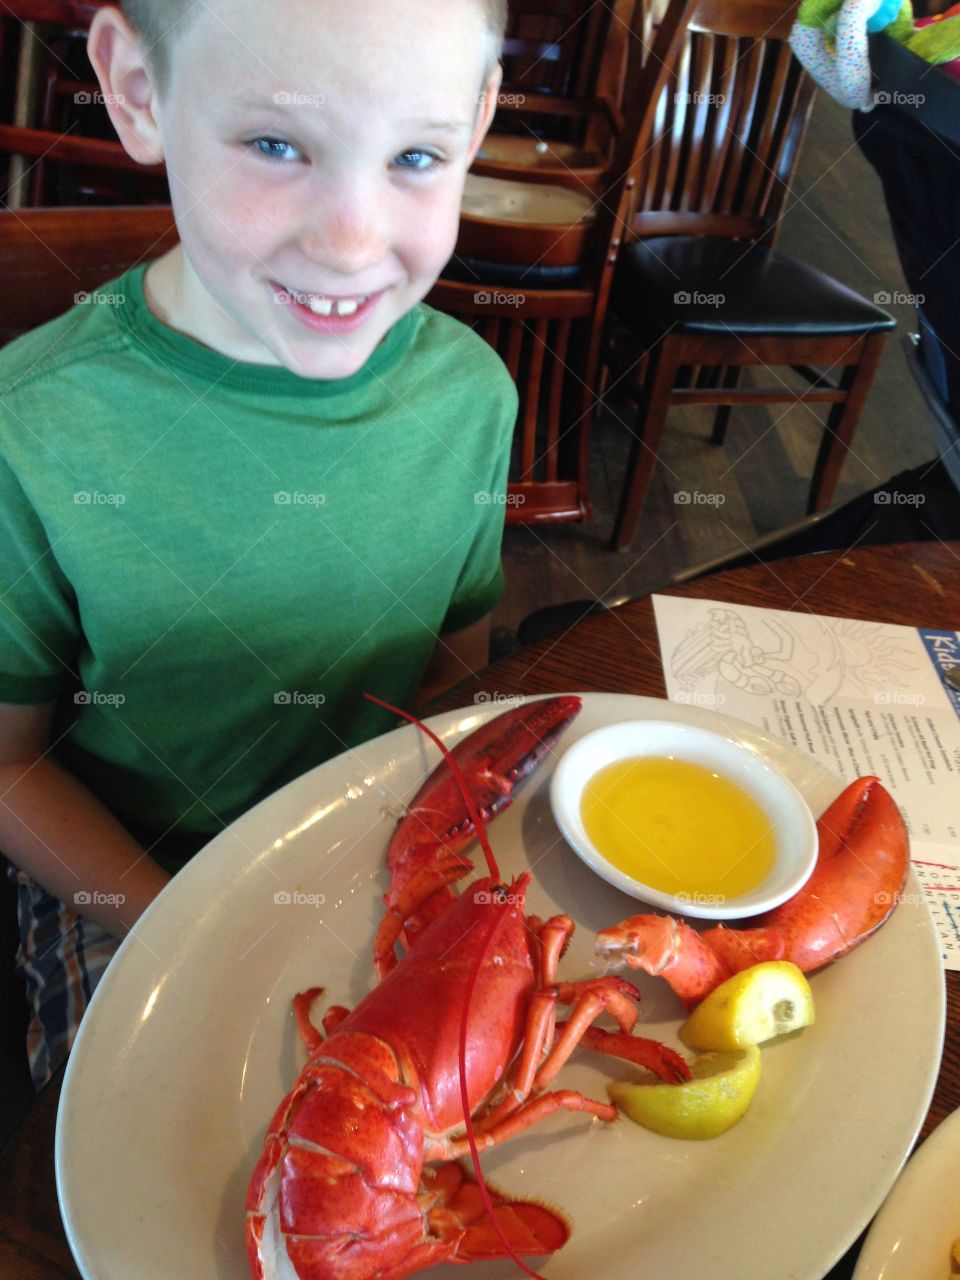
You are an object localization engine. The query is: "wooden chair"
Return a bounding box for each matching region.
[0,204,178,342]
[1,1,167,207]
[605,0,896,550]
[472,0,637,196]
[431,179,598,521]
[428,0,699,523]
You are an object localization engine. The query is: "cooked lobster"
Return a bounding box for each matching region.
[245,695,686,1280]
[245,696,910,1279]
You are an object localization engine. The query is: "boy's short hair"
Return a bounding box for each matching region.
[122,0,508,96]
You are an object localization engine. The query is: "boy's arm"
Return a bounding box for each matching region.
[415,614,491,707]
[0,701,170,939]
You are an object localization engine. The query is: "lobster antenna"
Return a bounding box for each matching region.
[362,692,500,881]
[362,691,548,1280]
[458,899,549,1280]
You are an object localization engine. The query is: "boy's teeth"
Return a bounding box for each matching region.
[302,294,366,317]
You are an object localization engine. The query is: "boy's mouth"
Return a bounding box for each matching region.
[287,289,369,317]
[273,282,386,333]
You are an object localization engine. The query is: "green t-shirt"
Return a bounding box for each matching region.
[0,266,517,865]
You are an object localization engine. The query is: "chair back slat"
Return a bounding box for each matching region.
[546,318,572,482]
[519,320,549,481]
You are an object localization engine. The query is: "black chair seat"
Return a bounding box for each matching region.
[441,253,584,289]
[614,236,896,336]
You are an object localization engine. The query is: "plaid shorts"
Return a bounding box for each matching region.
[6,862,118,1091]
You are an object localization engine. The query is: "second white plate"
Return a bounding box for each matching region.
[854,1105,960,1280]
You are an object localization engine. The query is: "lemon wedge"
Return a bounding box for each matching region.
[609,1046,761,1139]
[680,961,815,1051]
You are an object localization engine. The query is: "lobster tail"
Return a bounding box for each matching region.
[246,1061,426,1280]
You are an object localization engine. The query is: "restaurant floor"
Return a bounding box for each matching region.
[494,92,943,636]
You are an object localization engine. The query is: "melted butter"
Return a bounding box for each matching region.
[580,757,775,898]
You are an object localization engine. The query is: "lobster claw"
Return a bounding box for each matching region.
[748,774,909,969]
[387,695,583,873]
[378,696,582,969]
[595,777,910,1008]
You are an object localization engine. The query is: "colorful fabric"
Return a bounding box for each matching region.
[0,267,517,863]
[6,861,117,1090]
[790,0,960,109]
[790,0,903,109]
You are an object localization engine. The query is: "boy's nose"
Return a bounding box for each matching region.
[298,209,389,277]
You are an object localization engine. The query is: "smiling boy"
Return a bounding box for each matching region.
[0,0,514,1086]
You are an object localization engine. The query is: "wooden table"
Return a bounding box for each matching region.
[3,541,958,1279]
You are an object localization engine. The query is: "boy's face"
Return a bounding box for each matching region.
[146,0,499,379]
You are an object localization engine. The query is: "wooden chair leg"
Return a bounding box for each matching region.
[710,366,743,445]
[611,339,682,551]
[807,332,888,513]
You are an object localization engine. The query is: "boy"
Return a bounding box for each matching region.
[0,0,515,1087]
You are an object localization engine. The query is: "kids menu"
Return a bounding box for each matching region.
[653,596,960,970]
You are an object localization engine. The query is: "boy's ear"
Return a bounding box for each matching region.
[86,7,166,166]
[466,63,504,165]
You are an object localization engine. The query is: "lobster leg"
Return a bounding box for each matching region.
[454,977,687,1157]
[422,1162,569,1265]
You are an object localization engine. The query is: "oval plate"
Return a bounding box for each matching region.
[56,693,944,1280]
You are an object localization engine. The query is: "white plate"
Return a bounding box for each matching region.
[853,1105,960,1280]
[56,693,944,1280]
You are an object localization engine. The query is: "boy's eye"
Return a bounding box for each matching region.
[393,149,442,173]
[252,137,301,162]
